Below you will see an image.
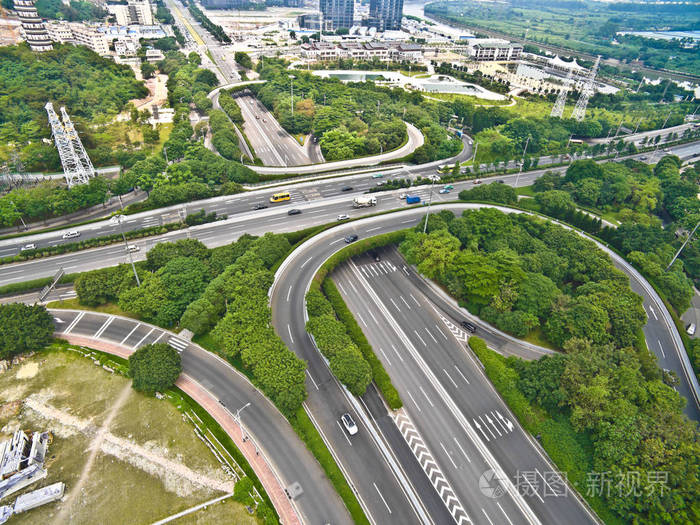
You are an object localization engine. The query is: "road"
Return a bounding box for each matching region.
[332,248,598,525]
[48,309,350,525]
[234,93,312,166]
[2,138,698,260]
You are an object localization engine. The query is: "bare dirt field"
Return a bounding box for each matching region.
[0,347,259,525]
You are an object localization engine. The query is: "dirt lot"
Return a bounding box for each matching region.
[0,347,259,525]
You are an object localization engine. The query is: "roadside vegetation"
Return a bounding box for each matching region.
[401,209,699,523]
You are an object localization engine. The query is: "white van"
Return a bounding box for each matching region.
[62,231,80,240]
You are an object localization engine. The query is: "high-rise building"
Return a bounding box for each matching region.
[108,0,153,26]
[14,0,53,52]
[368,0,403,32]
[320,0,353,30]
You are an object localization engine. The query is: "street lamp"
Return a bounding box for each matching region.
[423,178,436,234]
[114,214,140,287]
[515,135,530,188]
[289,75,295,117]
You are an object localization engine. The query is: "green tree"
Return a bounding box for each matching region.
[128,342,181,392]
[0,304,53,359]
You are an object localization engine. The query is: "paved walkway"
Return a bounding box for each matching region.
[59,332,301,525]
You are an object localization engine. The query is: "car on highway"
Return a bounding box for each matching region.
[344,234,358,243]
[340,413,358,436]
[399,192,407,199]
[443,185,454,190]
[255,115,260,119]
[461,320,477,333]
[372,173,384,179]
[288,209,302,215]
[376,181,386,186]
[20,244,36,252]
[254,203,268,210]
[62,231,80,240]
[687,323,696,336]
[439,188,450,194]
[472,179,483,185]
[125,245,139,253]
[109,215,123,225]
[427,174,441,182]
[341,186,353,192]
[336,214,350,221]
[640,155,648,161]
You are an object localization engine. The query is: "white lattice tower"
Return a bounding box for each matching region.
[550,69,573,118]
[60,106,95,180]
[571,55,600,122]
[45,102,90,187]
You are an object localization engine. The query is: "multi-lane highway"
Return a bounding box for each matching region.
[234,93,312,166]
[332,248,598,524]
[49,309,350,525]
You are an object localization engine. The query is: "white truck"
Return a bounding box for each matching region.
[353,196,377,208]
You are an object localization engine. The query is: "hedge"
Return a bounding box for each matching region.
[322,279,402,409]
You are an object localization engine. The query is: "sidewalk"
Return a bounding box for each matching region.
[58,333,301,525]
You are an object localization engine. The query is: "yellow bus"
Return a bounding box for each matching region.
[270,191,291,203]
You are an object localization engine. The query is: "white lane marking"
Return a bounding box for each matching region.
[330,238,344,245]
[378,347,392,366]
[53,317,64,324]
[373,483,392,514]
[152,331,165,344]
[436,325,448,340]
[133,327,155,348]
[453,437,471,463]
[443,368,458,388]
[410,293,421,306]
[520,472,545,503]
[440,442,458,469]
[401,219,415,224]
[306,369,319,390]
[479,415,496,439]
[402,265,409,276]
[649,304,658,320]
[94,316,115,338]
[390,298,401,311]
[425,328,438,344]
[658,339,666,358]
[300,256,313,269]
[62,311,85,334]
[367,226,382,232]
[337,282,347,295]
[407,390,422,412]
[391,344,405,363]
[419,386,434,407]
[400,295,411,309]
[336,421,352,446]
[349,280,358,293]
[286,286,292,302]
[1,270,25,275]
[287,324,294,344]
[497,502,514,525]
[357,313,368,327]
[481,508,495,525]
[368,309,378,324]
[413,329,427,347]
[454,365,470,385]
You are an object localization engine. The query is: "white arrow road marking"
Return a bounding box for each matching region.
[53,317,64,324]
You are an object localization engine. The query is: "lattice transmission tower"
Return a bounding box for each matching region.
[550,69,573,119]
[571,56,600,122]
[45,102,94,187]
[60,106,95,179]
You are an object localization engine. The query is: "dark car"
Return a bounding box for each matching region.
[341,186,354,192]
[461,321,477,333]
[253,203,268,210]
[288,209,302,215]
[344,234,358,243]
[369,251,380,262]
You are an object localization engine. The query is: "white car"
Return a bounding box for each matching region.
[62,231,80,240]
[399,192,407,199]
[687,323,696,336]
[427,174,441,182]
[20,243,36,252]
[336,214,350,221]
[125,245,140,253]
[109,215,124,225]
[340,413,358,436]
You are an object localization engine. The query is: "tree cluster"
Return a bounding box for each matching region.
[128,342,181,393]
[0,304,54,360]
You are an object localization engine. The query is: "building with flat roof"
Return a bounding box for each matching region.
[470,39,523,61]
[71,24,110,55]
[14,0,52,51]
[108,0,153,26]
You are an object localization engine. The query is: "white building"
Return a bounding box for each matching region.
[145,48,164,62]
[46,20,73,44]
[71,24,110,55]
[114,37,138,56]
[466,39,523,62]
[108,0,154,26]
[300,41,422,62]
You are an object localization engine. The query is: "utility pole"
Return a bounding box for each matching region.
[666,221,700,271]
[115,215,140,287]
[423,178,436,234]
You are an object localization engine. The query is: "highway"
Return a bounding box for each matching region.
[49,309,350,525]
[2,137,699,260]
[332,248,598,524]
[234,93,312,166]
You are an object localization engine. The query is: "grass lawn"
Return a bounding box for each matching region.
[522,326,558,351]
[0,346,258,525]
[47,298,138,320]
